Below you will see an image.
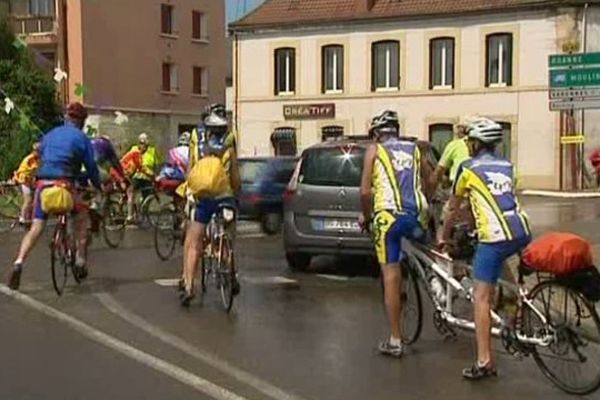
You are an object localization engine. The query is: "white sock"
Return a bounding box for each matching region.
[390,336,402,347]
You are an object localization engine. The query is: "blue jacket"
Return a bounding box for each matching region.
[37,122,101,189]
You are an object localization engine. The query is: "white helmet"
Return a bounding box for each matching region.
[204,112,228,128]
[138,132,149,144]
[178,131,191,146]
[369,110,400,137]
[467,118,503,144]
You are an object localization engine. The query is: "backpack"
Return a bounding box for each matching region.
[522,232,593,276]
[186,155,229,198]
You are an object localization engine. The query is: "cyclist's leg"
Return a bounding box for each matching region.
[73,190,91,272]
[373,211,404,350]
[20,184,33,223]
[126,179,140,222]
[181,198,217,297]
[13,187,47,269]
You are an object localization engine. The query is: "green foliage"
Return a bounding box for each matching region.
[0,16,61,179]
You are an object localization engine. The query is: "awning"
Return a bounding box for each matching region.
[271,128,296,143]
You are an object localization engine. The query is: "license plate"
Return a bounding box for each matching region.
[317,219,360,232]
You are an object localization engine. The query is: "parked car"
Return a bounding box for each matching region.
[283,137,440,270]
[238,156,298,234]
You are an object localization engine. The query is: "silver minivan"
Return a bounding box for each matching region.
[283,140,371,270]
[283,138,441,270]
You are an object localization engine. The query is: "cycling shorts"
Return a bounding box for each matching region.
[187,197,236,225]
[473,236,531,284]
[32,180,88,221]
[373,210,424,266]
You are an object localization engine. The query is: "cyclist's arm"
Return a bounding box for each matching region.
[431,143,454,192]
[82,138,102,190]
[440,165,468,244]
[360,144,376,223]
[229,150,241,196]
[419,148,434,200]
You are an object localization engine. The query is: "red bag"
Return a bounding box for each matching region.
[522,232,593,276]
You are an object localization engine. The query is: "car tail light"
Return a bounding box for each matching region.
[244,193,262,204]
[284,158,302,204]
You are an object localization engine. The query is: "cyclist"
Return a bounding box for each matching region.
[179,111,241,306]
[439,117,531,380]
[124,133,160,224]
[157,131,190,183]
[200,104,236,150]
[7,103,101,290]
[359,110,432,358]
[12,141,40,225]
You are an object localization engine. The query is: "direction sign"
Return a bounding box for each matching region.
[549,53,600,68]
[549,87,600,99]
[550,67,600,88]
[549,98,600,111]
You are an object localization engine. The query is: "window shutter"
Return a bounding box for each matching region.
[162,63,170,91]
[192,11,200,39]
[274,50,279,95]
[321,46,327,93]
[506,34,513,86]
[485,35,490,87]
[161,4,169,33]
[371,44,376,91]
[450,39,455,88]
[289,49,296,93]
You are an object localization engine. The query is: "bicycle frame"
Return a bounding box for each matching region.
[403,239,554,347]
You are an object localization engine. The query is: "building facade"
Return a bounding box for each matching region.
[230,0,597,190]
[7,0,226,152]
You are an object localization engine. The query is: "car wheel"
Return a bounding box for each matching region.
[286,252,311,271]
[261,212,282,235]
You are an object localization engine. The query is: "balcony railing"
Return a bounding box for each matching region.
[10,15,56,35]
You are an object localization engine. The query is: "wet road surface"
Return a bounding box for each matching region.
[1,196,600,400]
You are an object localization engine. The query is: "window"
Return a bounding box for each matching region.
[192,11,207,40]
[271,127,297,156]
[162,63,178,92]
[299,147,365,187]
[161,4,175,35]
[193,67,208,95]
[28,0,54,16]
[322,45,344,93]
[497,122,512,159]
[274,48,296,95]
[430,38,454,89]
[429,124,454,156]
[321,125,344,141]
[486,33,513,87]
[372,40,400,91]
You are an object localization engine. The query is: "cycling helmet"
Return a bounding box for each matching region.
[204,103,226,119]
[138,132,149,144]
[467,118,503,144]
[204,112,228,129]
[369,110,400,137]
[66,102,88,122]
[178,131,191,146]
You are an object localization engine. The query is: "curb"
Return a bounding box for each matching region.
[521,190,600,199]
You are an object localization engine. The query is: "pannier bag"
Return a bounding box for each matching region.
[41,186,74,215]
[522,232,593,276]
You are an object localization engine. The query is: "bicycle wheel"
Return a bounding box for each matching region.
[50,224,69,296]
[0,185,21,232]
[140,194,163,229]
[154,207,177,261]
[217,233,235,313]
[102,198,126,248]
[522,280,600,395]
[400,260,423,345]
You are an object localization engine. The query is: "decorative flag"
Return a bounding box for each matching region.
[12,37,26,49]
[74,83,88,97]
[3,97,14,115]
[114,111,129,125]
[53,67,67,83]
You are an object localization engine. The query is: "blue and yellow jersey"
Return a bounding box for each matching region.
[372,138,428,225]
[453,152,530,243]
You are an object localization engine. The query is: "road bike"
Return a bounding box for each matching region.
[50,211,83,296]
[0,181,24,232]
[400,239,600,395]
[201,205,237,313]
[154,183,186,261]
[88,186,127,249]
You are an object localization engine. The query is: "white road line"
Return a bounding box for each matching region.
[317,274,349,282]
[95,293,308,400]
[240,276,298,285]
[236,233,266,239]
[0,285,247,400]
[155,278,181,287]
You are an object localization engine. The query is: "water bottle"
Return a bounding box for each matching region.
[429,276,446,304]
[461,276,474,299]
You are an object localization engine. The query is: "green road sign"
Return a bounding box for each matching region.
[549,53,600,68]
[550,67,600,88]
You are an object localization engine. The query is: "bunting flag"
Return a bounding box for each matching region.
[3,97,14,115]
[114,111,129,125]
[12,37,26,49]
[74,82,88,97]
[53,67,68,83]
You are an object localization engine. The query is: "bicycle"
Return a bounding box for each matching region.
[0,181,23,232]
[201,205,237,312]
[154,181,186,261]
[50,211,83,296]
[399,239,600,395]
[129,181,163,229]
[88,185,127,249]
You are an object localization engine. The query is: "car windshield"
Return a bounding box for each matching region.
[299,146,365,187]
[239,160,268,183]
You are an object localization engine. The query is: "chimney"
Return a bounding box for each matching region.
[355,0,377,12]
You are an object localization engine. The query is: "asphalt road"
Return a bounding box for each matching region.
[1,196,600,400]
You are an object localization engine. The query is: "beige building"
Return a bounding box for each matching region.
[8,0,226,152]
[230,0,599,190]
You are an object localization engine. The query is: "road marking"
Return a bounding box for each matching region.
[237,233,266,239]
[155,278,180,287]
[96,293,308,400]
[240,276,298,285]
[317,274,349,282]
[0,285,246,400]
